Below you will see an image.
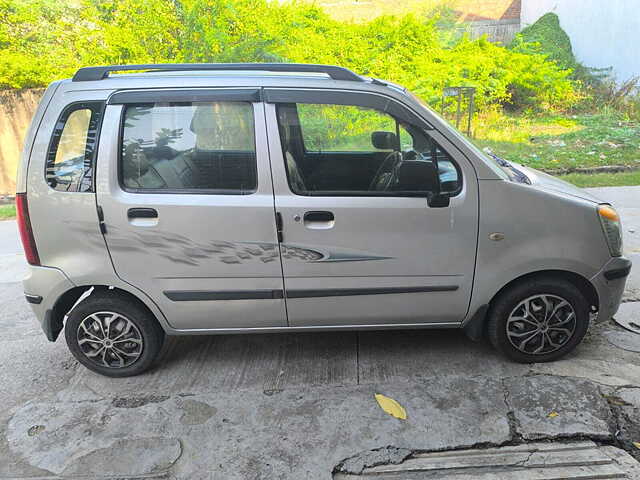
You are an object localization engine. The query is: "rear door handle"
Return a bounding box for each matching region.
[127,208,158,219]
[304,211,334,222]
[303,211,335,230]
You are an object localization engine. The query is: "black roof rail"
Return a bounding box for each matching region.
[72,63,364,82]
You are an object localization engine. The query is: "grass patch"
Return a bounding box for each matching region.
[559,170,640,188]
[473,112,640,172]
[0,204,16,220]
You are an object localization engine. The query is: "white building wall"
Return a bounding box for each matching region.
[521,0,640,82]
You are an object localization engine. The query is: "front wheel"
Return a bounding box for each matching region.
[487,277,590,363]
[64,292,165,377]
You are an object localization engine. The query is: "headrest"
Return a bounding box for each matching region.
[190,103,254,150]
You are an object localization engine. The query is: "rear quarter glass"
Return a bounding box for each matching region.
[16,81,63,193]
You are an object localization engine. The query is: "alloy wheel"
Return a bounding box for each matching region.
[76,311,144,368]
[506,294,577,355]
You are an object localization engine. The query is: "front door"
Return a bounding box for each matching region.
[96,90,286,330]
[264,90,479,327]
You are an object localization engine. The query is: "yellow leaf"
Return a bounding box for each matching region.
[375,393,407,420]
[633,442,640,450]
[548,411,559,418]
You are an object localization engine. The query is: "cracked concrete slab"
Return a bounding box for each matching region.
[605,327,640,353]
[618,388,640,408]
[614,302,640,334]
[504,375,613,440]
[60,332,359,399]
[6,378,510,479]
[602,445,640,479]
[358,329,525,384]
[611,388,640,462]
[336,446,412,475]
[179,398,218,426]
[61,438,182,476]
[334,441,638,479]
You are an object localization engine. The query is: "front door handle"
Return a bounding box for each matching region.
[127,208,158,219]
[304,211,334,222]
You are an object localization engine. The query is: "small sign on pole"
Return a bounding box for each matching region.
[441,86,476,136]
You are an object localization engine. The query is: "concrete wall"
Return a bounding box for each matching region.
[467,18,520,44]
[521,0,640,83]
[456,0,522,43]
[456,0,521,21]
[0,89,44,194]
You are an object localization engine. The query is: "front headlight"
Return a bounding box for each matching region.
[597,205,623,257]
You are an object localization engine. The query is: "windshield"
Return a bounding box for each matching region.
[404,91,529,182]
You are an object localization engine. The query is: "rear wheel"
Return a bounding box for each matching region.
[64,293,165,377]
[487,277,590,363]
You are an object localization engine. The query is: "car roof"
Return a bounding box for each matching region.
[58,63,408,98]
[72,63,366,82]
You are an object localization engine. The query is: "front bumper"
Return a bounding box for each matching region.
[23,265,75,341]
[590,256,632,321]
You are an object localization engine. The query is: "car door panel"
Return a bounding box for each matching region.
[96,99,286,330]
[275,186,475,326]
[264,94,479,327]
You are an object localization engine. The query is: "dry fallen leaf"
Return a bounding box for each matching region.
[375,393,407,420]
[633,442,640,450]
[548,411,559,418]
[604,394,632,407]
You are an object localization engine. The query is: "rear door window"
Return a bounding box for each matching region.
[120,102,257,194]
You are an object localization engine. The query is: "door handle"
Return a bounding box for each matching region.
[127,208,158,219]
[303,211,335,230]
[304,211,334,222]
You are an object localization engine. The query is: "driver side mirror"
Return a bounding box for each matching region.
[428,193,450,208]
[371,131,397,150]
[396,160,450,208]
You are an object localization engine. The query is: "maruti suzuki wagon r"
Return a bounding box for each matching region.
[17,63,631,376]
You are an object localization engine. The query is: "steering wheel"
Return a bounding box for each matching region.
[368,151,403,191]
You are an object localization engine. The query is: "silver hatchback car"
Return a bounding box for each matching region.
[17,63,631,377]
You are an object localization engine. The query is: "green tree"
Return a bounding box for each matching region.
[0,0,579,113]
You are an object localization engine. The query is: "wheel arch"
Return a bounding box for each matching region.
[463,269,599,341]
[489,270,599,313]
[48,285,167,342]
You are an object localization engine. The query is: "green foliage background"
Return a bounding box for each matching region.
[0,0,579,112]
[511,12,575,70]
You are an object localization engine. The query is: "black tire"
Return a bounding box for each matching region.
[65,292,165,377]
[487,277,590,363]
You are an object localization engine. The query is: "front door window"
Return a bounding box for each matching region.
[276,102,461,197]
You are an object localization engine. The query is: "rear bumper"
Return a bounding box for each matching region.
[590,256,632,322]
[23,265,75,341]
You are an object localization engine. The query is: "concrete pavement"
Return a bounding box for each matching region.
[0,186,639,478]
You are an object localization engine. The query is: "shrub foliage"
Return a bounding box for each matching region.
[511,13,575,70]
[0,0,578,111]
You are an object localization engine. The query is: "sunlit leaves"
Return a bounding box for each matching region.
[0,0,577,113]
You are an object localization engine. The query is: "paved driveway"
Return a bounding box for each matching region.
[0,186,639,478]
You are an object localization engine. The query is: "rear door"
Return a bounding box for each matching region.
[264,88,479,327]
[96,89,286,330]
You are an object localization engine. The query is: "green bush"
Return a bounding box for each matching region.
[509,12,634,114]
[511,13,575,70]
[0,0,578,113]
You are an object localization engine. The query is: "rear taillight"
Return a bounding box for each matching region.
[16,193,40,266]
